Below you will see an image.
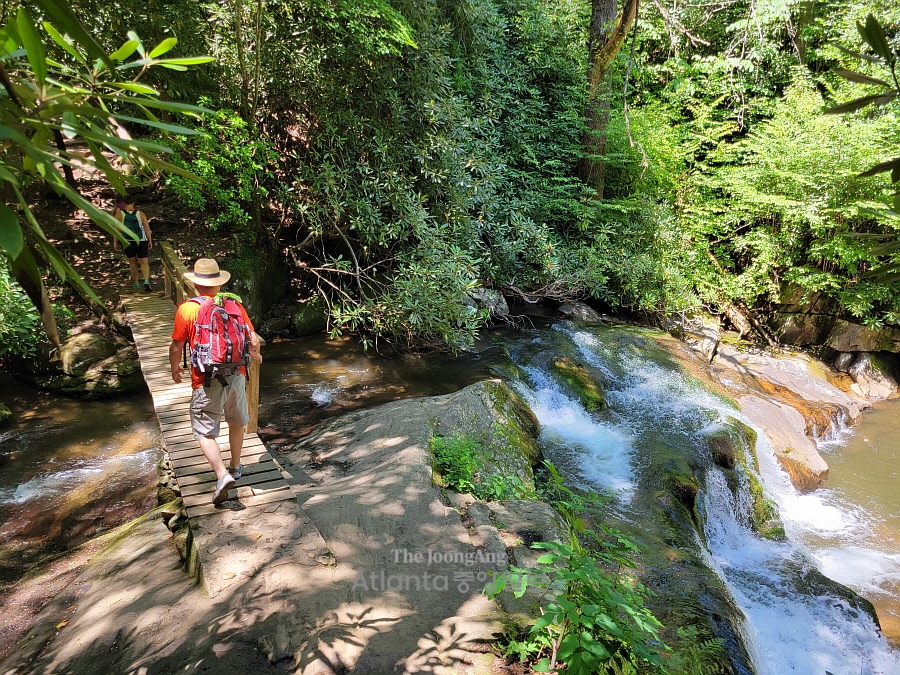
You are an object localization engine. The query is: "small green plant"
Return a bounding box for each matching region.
[658,626,728,675]
[486,538,665,674]
[487,462,665,674]
[431,434,481,496]
[429,433,528,500]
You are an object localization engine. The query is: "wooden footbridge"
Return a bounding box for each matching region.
[123,243,295,518]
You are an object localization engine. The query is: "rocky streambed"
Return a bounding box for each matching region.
[2,311,898,674]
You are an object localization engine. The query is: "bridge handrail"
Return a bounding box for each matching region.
[159,241,264,433]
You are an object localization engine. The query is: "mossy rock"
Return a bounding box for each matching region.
[712,418,785,541]
[291,297,328,337]
[548,356,605,411]
[429,380,543,493]
[0,403,11,428]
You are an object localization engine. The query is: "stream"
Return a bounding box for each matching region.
[1,322,899,673]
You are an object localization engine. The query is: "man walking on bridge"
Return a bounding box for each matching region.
[168,258,263,505]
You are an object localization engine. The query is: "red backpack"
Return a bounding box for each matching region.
[187,293,252,386]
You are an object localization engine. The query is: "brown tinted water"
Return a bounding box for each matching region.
[256,334,504,449]
[0,376,161,584]
[803,399,900,642]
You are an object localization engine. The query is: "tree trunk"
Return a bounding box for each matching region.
[579,0,639,199]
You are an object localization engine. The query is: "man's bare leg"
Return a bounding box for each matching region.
[199,436,227,479]
[228,423,245,470]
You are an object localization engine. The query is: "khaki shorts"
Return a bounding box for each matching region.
[190,372,249,440]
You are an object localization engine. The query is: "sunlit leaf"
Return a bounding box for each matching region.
[0,204,23,259]
[126,30,145,57]
[110,39,140,61]
[103,81,159,95]
[110,113,200,136]
[42,21,85,65]
[148,37,177,59]
[17,8,47,86]
[154,56,215,66]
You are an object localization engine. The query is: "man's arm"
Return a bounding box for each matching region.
[249,332,263,364]
[170,339,185,383]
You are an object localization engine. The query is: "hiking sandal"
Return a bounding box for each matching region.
[229,463,244,479]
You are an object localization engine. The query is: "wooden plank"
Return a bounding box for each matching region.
[168,446,269,465]
[170,453,271,476]
[167,445,267,464]
[167,444,268,461]
[166,433,263,450]
[177,470,285,497]
[183,487,295,516]
[174,464,282,488]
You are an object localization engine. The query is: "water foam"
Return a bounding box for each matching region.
[515,325,900,674]
[0,448,159,506]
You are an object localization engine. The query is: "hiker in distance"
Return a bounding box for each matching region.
[168,258,263,505]
[113,198,154,292]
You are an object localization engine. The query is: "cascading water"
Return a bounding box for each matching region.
[505,322,900,674]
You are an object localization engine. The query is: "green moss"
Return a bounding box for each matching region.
[0,403,11,427]
[548,357,605,411]
[484,379,541,467]
[720,418,785,541]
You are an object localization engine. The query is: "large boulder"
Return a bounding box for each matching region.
[60,332,118,377]
[290,298,328,337]
[737,395,828,492]
[35,337,144,397]
[465,288,509,320]
[825,320,900,353]
[430,379,543,485]
[558,301,604,325]
[844,352,899,400]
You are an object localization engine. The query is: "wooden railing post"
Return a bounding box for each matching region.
[246,333,265,434]
[159,241,263,432]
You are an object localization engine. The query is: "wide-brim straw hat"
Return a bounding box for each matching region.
[184,258,231,286]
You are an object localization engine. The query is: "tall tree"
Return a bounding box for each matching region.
[579,0,638,199]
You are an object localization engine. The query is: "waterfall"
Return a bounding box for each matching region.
[506,323,900,674]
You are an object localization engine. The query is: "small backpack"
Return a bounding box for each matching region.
[187,293,252,387]
[122,210,145,240]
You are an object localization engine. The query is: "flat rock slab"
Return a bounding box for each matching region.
[737,394,829,492]
[286,393,510,674]
[192,497,331,599]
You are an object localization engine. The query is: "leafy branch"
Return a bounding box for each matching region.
[0,1,212,346]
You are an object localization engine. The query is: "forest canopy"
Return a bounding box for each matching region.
[2,0,900,351]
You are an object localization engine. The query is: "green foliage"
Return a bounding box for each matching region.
[682,73,897,303]
[487,539,665,675]
[484,462,662,673]
[0,257,71,361]
[492,463,729,674]
[0,3,209,343]
[429,433,528,500]
[166,105,279,234]
[659,627,728,675]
